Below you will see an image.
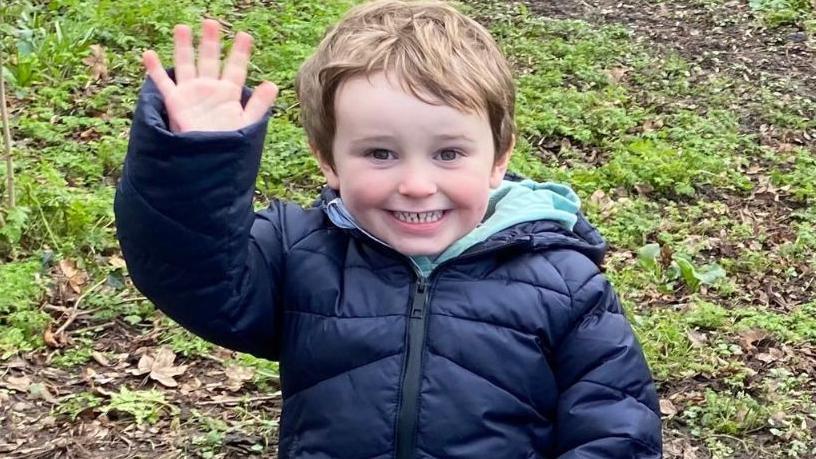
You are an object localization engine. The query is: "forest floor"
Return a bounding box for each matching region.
[1,0,815,457]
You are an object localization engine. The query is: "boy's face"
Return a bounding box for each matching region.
[317,72,512,257]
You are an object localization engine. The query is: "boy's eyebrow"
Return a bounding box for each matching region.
[433,133,476,142]
[350,135,397,144]
[350,133,477,144]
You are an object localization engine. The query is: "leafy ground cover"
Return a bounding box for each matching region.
[1,0,814,457]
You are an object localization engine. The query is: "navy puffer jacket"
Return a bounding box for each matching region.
[114,77,662,458]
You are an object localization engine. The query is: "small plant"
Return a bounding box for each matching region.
[749,0,812,27]
[638,242,726,292]
[55,391,104,421]
[673,256,727,292]
[734,302,816,343]
[51,340,94,368]
[189,410,230,458]
[0,206,30,256]
[231,354,280,391]
[103,386,178,425]
[161,322,213,358]
[0,259,48,358]
[684,301,730,330]
[771,149,816,203]
[683,389,769,436]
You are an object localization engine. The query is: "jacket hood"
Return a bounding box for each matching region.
[318,175,608,275]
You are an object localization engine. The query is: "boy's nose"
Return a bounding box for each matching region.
[397,171,437,197]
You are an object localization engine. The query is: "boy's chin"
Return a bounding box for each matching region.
[388,240,446,258]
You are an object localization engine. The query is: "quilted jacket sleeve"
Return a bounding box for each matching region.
[114,75,285,360]
[552,254,662,458]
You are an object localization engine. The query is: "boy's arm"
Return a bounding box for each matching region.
[114,73,284,360]
[551,256,662,458]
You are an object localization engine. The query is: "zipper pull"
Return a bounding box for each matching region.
[410,279,427,319]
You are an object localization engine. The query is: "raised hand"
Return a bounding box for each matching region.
[141,19,278,133]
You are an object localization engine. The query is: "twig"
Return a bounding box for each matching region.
[198,393,282,406]
[54,277,107,336]
[115,295,147,304]
[710,433,770,456]
[68,320,116,336]
[201,353,226,364]
[43,304,102,316]
[0,48,14,208]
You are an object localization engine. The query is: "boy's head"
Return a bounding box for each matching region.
[295,0,516,256]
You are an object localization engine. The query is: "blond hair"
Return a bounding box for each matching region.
[295,0,515,167]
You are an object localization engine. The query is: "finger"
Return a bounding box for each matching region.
[142,50,176,99]
[197,19,221,79]
[243,81,279,123]
[173,25,195,83]
[222,32,253,88]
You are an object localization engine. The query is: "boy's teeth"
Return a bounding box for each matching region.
[393,210,444,224]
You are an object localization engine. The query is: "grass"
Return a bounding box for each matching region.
[1,0,815,457]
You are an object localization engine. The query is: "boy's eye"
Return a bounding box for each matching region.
[368,149,394,160]
[437,149,461,161]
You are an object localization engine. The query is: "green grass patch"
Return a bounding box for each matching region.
[230,353,280,391]
[50,338,94,368]
[0,259,48,358]
[749,0,813,27]
[103,386,178,425]
[634,299,816,381]
[2,0,815,455]
[771,148,816,203]
[160,321,213,358]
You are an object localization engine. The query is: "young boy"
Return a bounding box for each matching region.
[114,1,662,457]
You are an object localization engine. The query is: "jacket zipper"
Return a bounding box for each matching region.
[395,276,430,459]
[392,241,529,459]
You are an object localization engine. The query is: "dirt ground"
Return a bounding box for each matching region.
[1,0,815,458]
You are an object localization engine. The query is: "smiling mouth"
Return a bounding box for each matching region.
[390,210,446,224]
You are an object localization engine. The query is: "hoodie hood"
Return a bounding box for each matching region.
[320,177,607,276]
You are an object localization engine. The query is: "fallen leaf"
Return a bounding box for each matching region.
[224,365,254,392]
[82,367,98,384]
[659,399,678,417]
[92,351,111,367]
[108,255,127,270]
[606,66,628,84]
[738,329,769,352]
[4,376,31,393]
[59,259,77,278]
[58,259,89,294]
[130,347,187,387]
[180,377,202,396]
[589,189,607,208]
[776,143,797,153]
[687,329,707,348]
[756,352,777,363]
[28,383,58,404]
[5,357,27,369]
[39,416,56,428]
[634,183,654,195]
[12,401,32,412]
[43,326,69,349]
[83,44,108,81]
[642,119,663,132]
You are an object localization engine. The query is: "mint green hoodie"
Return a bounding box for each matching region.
[323,179,582,277]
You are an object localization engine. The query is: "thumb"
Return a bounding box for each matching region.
[244,81,279,123]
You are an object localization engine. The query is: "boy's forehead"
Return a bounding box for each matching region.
[334,72,487,135]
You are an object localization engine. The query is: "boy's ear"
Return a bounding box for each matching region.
[311,142,340,190]
[490,134,515,189]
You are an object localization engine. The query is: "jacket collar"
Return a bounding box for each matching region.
[314,176,608,269]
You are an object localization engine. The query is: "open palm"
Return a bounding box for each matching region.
[142,19,278,133]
